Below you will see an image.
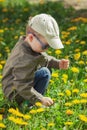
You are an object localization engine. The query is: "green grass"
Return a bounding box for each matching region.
[0,0,27,6]
[0,0,87,129]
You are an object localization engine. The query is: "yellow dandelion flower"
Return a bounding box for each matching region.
[0,64,3,70]
[48,122,55,127]
[62,74,68,83]
[58,92,64,96]
[52,98,56,101]
[47,51,52,55]
[36,108,45,113]
[14,35,18,40]
[71,17,86,22]
[8,108,23,117]
[65,102,72,107]
[0,0,5,2]
[61,31,70,35]
[51,72,59,78]
[74,53,80,60]
[35,102,42,107]
[74,48,80,52]
[61,31,66,34]
[62,74,68,79]
[75,40,80,43]
[41,128,46,130]
[72,99,80,104]
[0,60,6,65]
[0,123,6,128]
[50,79,54,84]
[64,55,69,59]
[78,60,85,65]
[0,83,2,87]
[29,109,37,114]
[55,50,62,55]
[8,116,28,125]
[67,26,77,31]
[23,114,31,120]
[70,79,74,83]
[0,75,3,79]
[65,40,71,45]
[4,28,8,31]
[62,34,69,39]
[65,90,71,96]
[83,79,87,83]
[81,17,87,23]
[0,53,2,57]
[80,41,86,45]
[64,121,73,125]
[80,99,87,104]
[5,46,9,50]
[0,29,4,33]
[66,109,74,115]
[72,89,79,93]
[79,114,87,123]
[80,93,87,98]
[20,32,24,35]
[0,115,3,120]
[5,48,10,53]
[71,67,79,73]
[62,78,68,83]
[82,50,87,55]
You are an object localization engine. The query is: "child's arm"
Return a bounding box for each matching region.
[42,52,69,69]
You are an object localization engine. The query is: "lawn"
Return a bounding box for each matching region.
[0,0,87,129]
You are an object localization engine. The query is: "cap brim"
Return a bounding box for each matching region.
[47,37,64,49]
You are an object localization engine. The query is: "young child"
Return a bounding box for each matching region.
[2,14,69,107]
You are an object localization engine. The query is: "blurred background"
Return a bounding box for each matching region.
[27,0,87,10]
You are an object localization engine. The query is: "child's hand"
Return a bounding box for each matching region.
[41,97,54,106]
[59,59,69,69]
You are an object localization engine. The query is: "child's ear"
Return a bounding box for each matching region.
[28,34,33,42]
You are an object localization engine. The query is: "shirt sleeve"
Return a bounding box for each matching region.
[12,55,43,104]
[41,52,60,69]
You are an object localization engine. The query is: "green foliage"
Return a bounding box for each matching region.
[0,0,87,129]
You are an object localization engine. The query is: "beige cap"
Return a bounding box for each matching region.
[28,14,64,49]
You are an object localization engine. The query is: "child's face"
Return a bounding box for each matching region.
[28,33,49,52]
